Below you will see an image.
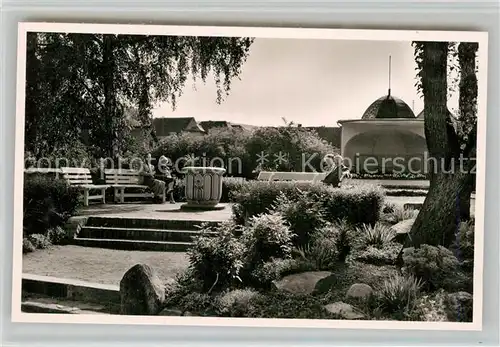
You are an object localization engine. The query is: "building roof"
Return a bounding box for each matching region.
[361,91,416,120]
[152,117,205,136]
[199,121,232,131]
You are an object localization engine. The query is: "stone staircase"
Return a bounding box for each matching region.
[73,216,220,251]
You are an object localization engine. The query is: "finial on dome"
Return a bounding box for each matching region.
[388,55,392,96]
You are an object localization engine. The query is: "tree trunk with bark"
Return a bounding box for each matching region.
[456,42,479,221]
[102,34,118,159]
[405,42,477,249]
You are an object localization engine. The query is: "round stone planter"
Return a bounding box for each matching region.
[181,166,226,210]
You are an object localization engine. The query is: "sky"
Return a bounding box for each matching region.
[152,38,459,127]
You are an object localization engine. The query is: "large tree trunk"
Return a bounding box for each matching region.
[102,34,118,159]
[406,42,465,248]
[25,33,41,156]
[457,42,479,221]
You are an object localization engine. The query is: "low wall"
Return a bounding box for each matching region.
[22,273,120,305]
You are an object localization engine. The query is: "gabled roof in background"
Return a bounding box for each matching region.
[152,117,205,136]
[199,121,231,131]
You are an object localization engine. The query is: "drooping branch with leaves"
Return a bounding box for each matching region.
[25,33,254,160]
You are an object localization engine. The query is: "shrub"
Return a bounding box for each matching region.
[216,289,261,317]
[449,220,475,268]
[245,125,337,173]
[294,221,354,269]
[250,258,317,288]
[402,244,462,291]
[27,233,52,249]
[151,128,254,178]
[241,213,295,267]
[231,181,384,227]
[357,222,396,248]
[377,273,423,318]
[353,242,402,266]
[46,226,69,245]
[414,289,448,322]
[23,174,81,236]
[271,189,327,246]
[382,203,396,214]
[187,221,245,292]
[23,238,36,254]
[390,205,419,224]
[175,292,216,315]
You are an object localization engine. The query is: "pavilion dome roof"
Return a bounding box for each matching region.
[361,91,416,120]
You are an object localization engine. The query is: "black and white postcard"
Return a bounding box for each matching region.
[12,23,488,330]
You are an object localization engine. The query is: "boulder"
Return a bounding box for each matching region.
[272,271,332,295]
[392,218,415,243]
[444,291,473,322]
[119,264,165,315]
[323,301,365,320]
[346,283,373,301]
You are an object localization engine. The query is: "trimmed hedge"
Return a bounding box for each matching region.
[230,181,384,226]
[23,174,81,236]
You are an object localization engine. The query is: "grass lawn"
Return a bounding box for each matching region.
[22,245,189,285]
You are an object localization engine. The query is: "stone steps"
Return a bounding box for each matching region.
[72,215,223,252]
[78,226,217,243]
[84,216,220,231]
[73,237,193,252]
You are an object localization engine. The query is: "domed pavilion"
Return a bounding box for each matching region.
[337,89,427,175]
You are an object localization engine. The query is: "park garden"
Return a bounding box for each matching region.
[21,33,478,322]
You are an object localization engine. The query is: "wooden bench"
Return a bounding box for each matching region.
[61,167,109,206]
[256,171,327,183]
[104,169,165,203]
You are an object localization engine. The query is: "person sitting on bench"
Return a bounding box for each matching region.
[142,153,167,203]
[322,155,352,187]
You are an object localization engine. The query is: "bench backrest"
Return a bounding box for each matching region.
[105,169,144,185]
[61,167,93,185]
[256,171,327,183]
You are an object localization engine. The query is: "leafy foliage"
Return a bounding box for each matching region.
[241,213,295,267]
[357,222,396,248]
[187,221,245,292]
[23,238,36,254]
[216,289,262,317]
[271,189,327,247]
[245,124,338,173]
[402,244,462,291]
[377,273,423,318]
[46,226,70,245]
[27,233,52,250]
[449,220,475,271]
[25,32,253,159]
[23,174,81,236]
[353,242,402,266]
[230,181,384,227]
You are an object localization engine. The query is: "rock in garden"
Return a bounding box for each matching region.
[272,271,332,295]
[392,218,415,243]
[323,301,365,320]
[444,291,473,322]
[346,283,373,301]
[119,263,165,315]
